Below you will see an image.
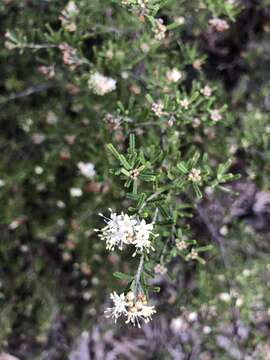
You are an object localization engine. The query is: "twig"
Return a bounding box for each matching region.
[0,81,55,105]
[134,254,144,295]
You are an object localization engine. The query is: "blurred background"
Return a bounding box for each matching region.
[0,1,270,359]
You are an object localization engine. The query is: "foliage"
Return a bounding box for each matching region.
[0,0,270,359]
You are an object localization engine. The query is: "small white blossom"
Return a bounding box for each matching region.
[210,109,222,122]
[70,187,83,197]
[166,68,182,83]
[132,219,155,256]
[59,1,78,32]
[88,72,117,96]
[187,311,198,322]
[170,317,185,333]
[188,168,201,182]
[180,98,189,109]
[153,18,166,40]
[151,102,164,117]
[176,239,188,250]
[32,133,45,145]
[126,304,156,328]
[98,211,137,251]
[219,292,231,302]
[105,291,156,327]
[209,18,229,32]
[77,162,96,179]
[35,166,43,175]
[105,291,128,322]
[201,85,212,97]
[203,325,212,334]
[154,264,167,275]
[98,211,155,254]
[140,42,150,53]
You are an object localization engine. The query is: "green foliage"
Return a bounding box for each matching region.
[0,0,270,358]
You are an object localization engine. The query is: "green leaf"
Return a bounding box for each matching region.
[107,143,121,159]
[120,168,131,177]
[192,183,202,199]
[157,203,170,218]
[113,272,134,281]
[177,162,188,174]
[119,155,131,169]
[129,133,135,153]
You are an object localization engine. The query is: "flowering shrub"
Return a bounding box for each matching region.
[1,0,270,358]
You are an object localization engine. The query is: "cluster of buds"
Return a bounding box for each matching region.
[188,168,202,183]
[154,264,167,275]
[153,18,167,41]
[105,291,156,328]
[176,239,188,251]
[180,98,189,110]
[59,43,82,70]
[103,113,122,131]
[96,210,156,256]
[121,0,149,16]
[151,101,164,117]
[201,85,212,97]
[59,1,78,32]
[210,109,222,122]
[186,248,199,260]
[209,18,229,32]
[88,72,117,96]
[77,162,96,179]
[166,68,182,83]
[37,65,55,79]
[130,168,140,179]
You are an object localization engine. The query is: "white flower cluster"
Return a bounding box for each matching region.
[209,18,229,32]
[77,162,96,179]
[88,72,117,96]
[153,19,167,40]
[105,291,156,328]
[59,1,78,32]
[166,68,182,83]
[97,210,155,256]
[151,102,163,117]
[188,168,201,182]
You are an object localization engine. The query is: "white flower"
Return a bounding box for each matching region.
[151,102,163,117]
[166,68,182,83]
[98,211,137,251]
[210,109,222,122]
[88,72,116,96]
[154,264,167,275]
[153,18,166,40]
[65,1,78,16]
[77,162,96,179]
[180,98,189,109]
[105,292,128,322]
[188,168,201,182]
[126,304,156,328]
[170,317,185,333]
[35,166,43,175]
[0,179,6,187]
[203,325,212,334]
[219,292,231,302]
[59,1,78,32]
[70,187,83,197]
[201,85,212,97]
[132,219,155,256]
[187,311,198,322]
[209,18,229,32]
[98,211,155,254]
[105,291,156,327]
